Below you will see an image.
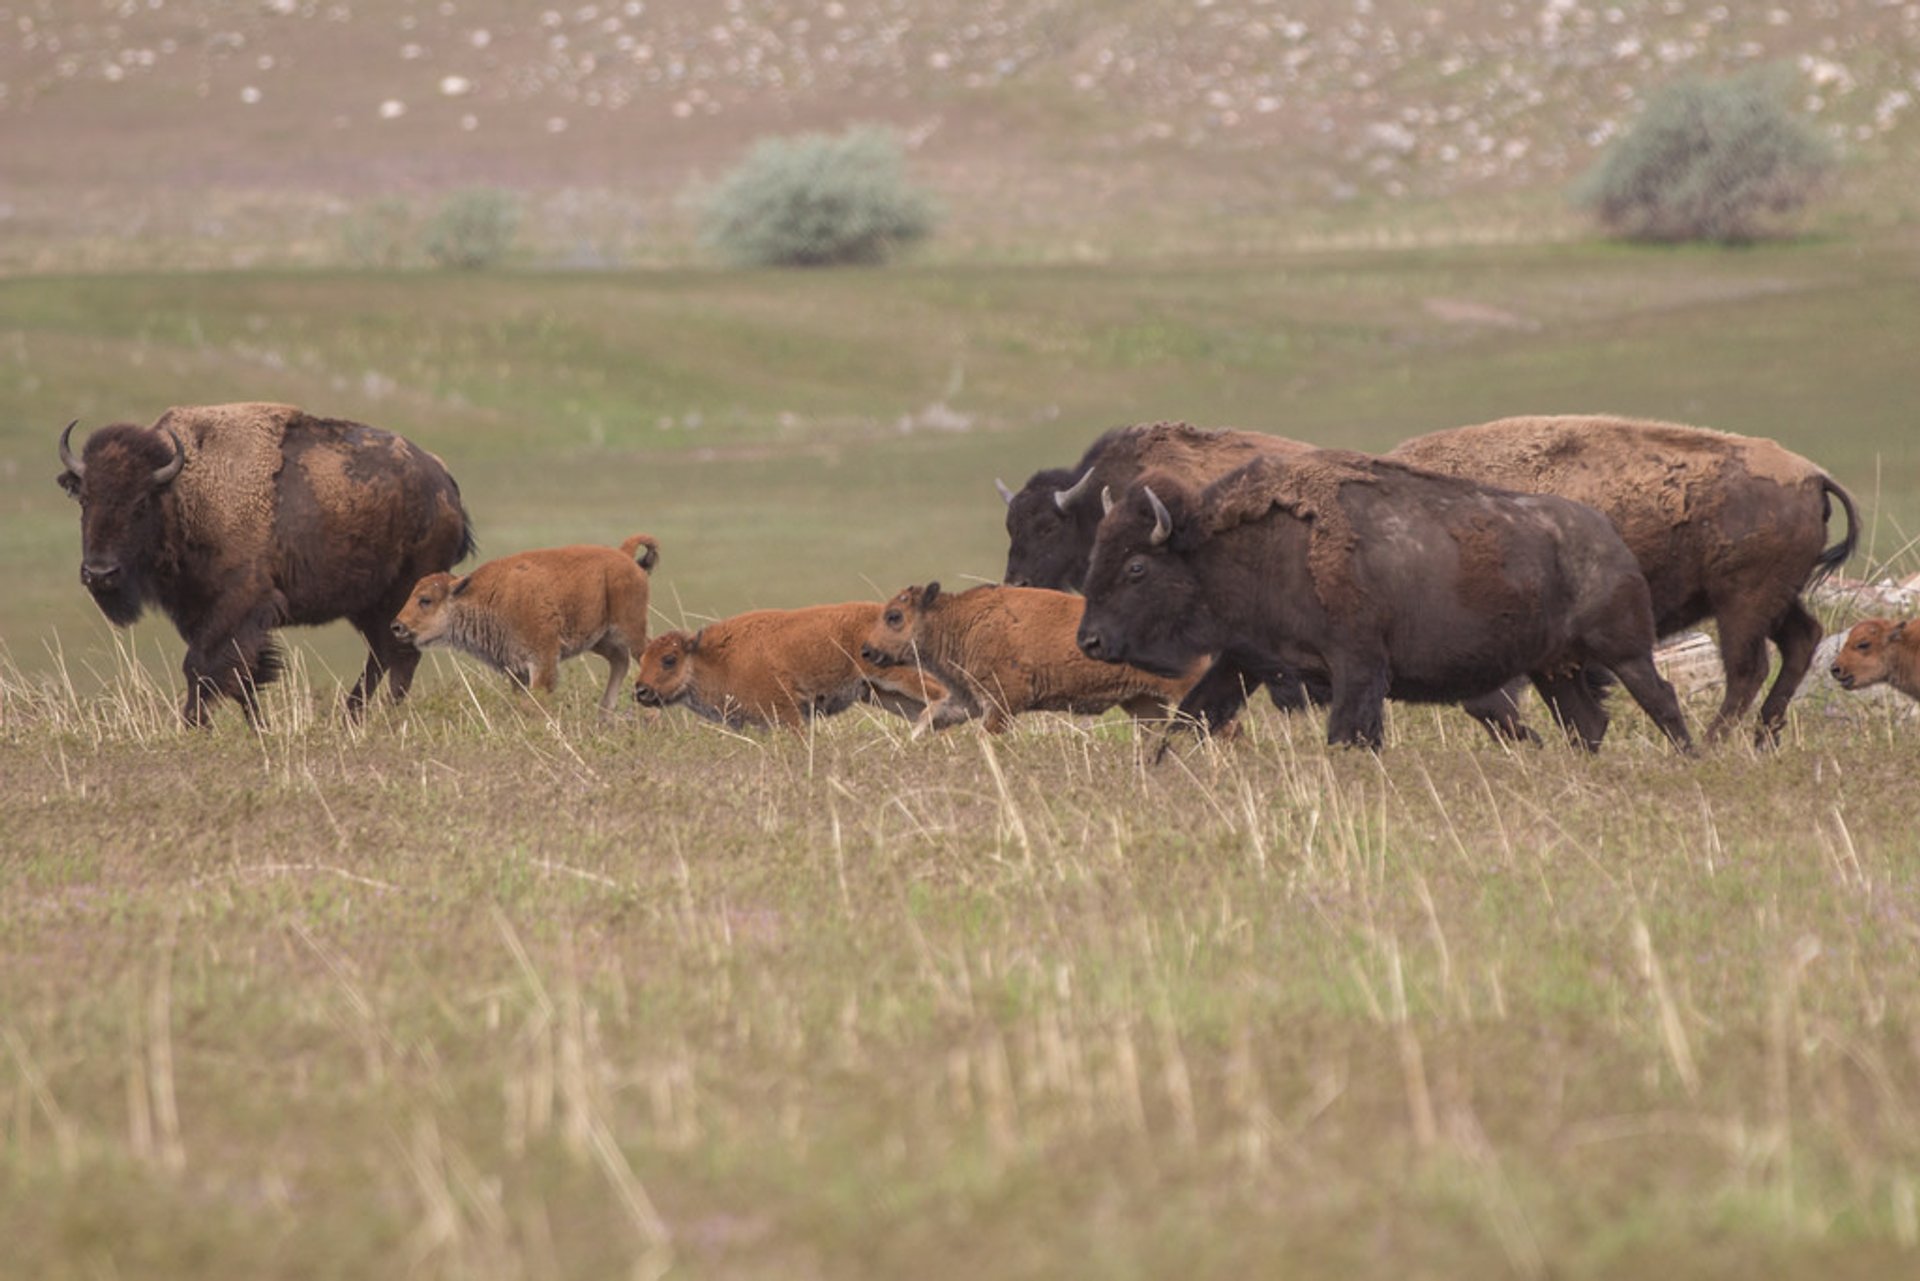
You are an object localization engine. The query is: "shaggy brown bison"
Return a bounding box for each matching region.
[859,582,1205,734]
[1076,451,1695,754]
[1388,415,1858,744]
[633,603,960,731]
[57,403,474,725]
[1830,618,1920,703]
[391,535,660,711]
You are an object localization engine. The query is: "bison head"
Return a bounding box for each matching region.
[634,630,698,707]
[57,421,186,627]
[1001,466,1103,590]
[1077,478,1217,678]
[391,572,466,648]
[1831,618,1908,692]
[861,583,938,668]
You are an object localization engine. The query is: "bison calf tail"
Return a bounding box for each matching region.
[1811,476,1861,587]
[621,533,661,572]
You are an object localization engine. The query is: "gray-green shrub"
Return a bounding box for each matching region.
[1574,65,1837,244]
[700,126,937,267]
[422,188,522,269]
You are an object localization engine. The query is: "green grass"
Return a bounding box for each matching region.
[4,239,1920,1278]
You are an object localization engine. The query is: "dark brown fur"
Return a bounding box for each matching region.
[633,603,958,731]
[57,403,474,725]
[1389,414,1858,743]
[1077,452,1695,754]
[1000,421,1312,592]
[860,582,1205,734]
[391,535,659,711]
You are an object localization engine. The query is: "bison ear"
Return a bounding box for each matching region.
[56,469,82,499]
[450,574,474,597]
[1894,621,1909,640]
[922,582,941,608]
[686,630,703,654]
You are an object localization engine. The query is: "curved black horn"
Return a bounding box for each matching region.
[1145,486,1173,546]
[995,477,1016,507]
[151,427,186,485]
[1100,485,1115,517]
[1053,468,1095,512]
[58,420,83,478]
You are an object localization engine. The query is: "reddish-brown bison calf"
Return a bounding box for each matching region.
[860,582,1206,735]
[633,602,959,730]
[1831,618,1920,704]
[391,534,659,710]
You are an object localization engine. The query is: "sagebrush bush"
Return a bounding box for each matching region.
[701,126,938,267]
[422,188,522,269]
[1574,65,1837,244]
[340,197,414,268]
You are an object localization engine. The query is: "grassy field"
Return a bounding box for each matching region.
[4,239,1920,1279]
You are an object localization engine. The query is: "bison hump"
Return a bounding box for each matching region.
[154,403,296,565]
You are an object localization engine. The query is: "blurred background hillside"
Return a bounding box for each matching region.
[6,0,1919,269]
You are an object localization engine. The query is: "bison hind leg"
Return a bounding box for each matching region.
[1754,600,1822,747]
[1265,668,1331,713]
[592,638,631,712]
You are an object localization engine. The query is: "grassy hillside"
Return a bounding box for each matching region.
[5,1,1918,268]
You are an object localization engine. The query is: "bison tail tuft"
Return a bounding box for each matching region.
[1810,475,1861,587]
[622,533,661,572]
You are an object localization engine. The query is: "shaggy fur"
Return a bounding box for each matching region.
[1388,414,1859,743]
[392,534,660,711]
[633,603,957,730]
[860,582,1205,734]
[58,403,475,725]
[1831,618,1920,702]
[1079,460,1694,754]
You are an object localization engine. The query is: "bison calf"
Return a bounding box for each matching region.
[391,534,659,710]
[861,582,1204,735]
[1831,618,1920,703]
[633,602,958,730]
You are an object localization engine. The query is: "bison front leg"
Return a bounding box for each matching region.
[1323,657,1391,750]
[182,629,283,729]
[1605,655,1695,753]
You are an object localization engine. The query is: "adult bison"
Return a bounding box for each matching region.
[1387,415,1858,744]
[1075,451,1695,754]
[57,402,475,725]
[999,421,1318,713]
[999,420,1312,592]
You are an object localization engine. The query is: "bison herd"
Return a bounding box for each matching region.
[56,402,1909,753]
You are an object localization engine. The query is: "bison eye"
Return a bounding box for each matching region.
[661,654,677,670]
[885,610,903,627]
[418,595,431,607]
[1126,558,1147,580]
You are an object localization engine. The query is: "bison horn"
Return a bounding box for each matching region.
[1100,485,1115,517]
[1053,468,1095,512]
[58,420,84,479]
[1144,486,1173,546]
[151,427,186,486]
[995,477,1016,507]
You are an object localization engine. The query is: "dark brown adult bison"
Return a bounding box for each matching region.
[1000,421,1318,712]
[57,402,475,725]
[1387,415,1859,744]
[1075,451,1695,754]
[999,421,1312,592]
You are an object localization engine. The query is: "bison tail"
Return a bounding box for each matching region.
[1811,475,1861,587]
[253,639,287,689]
[622,533,661,572]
